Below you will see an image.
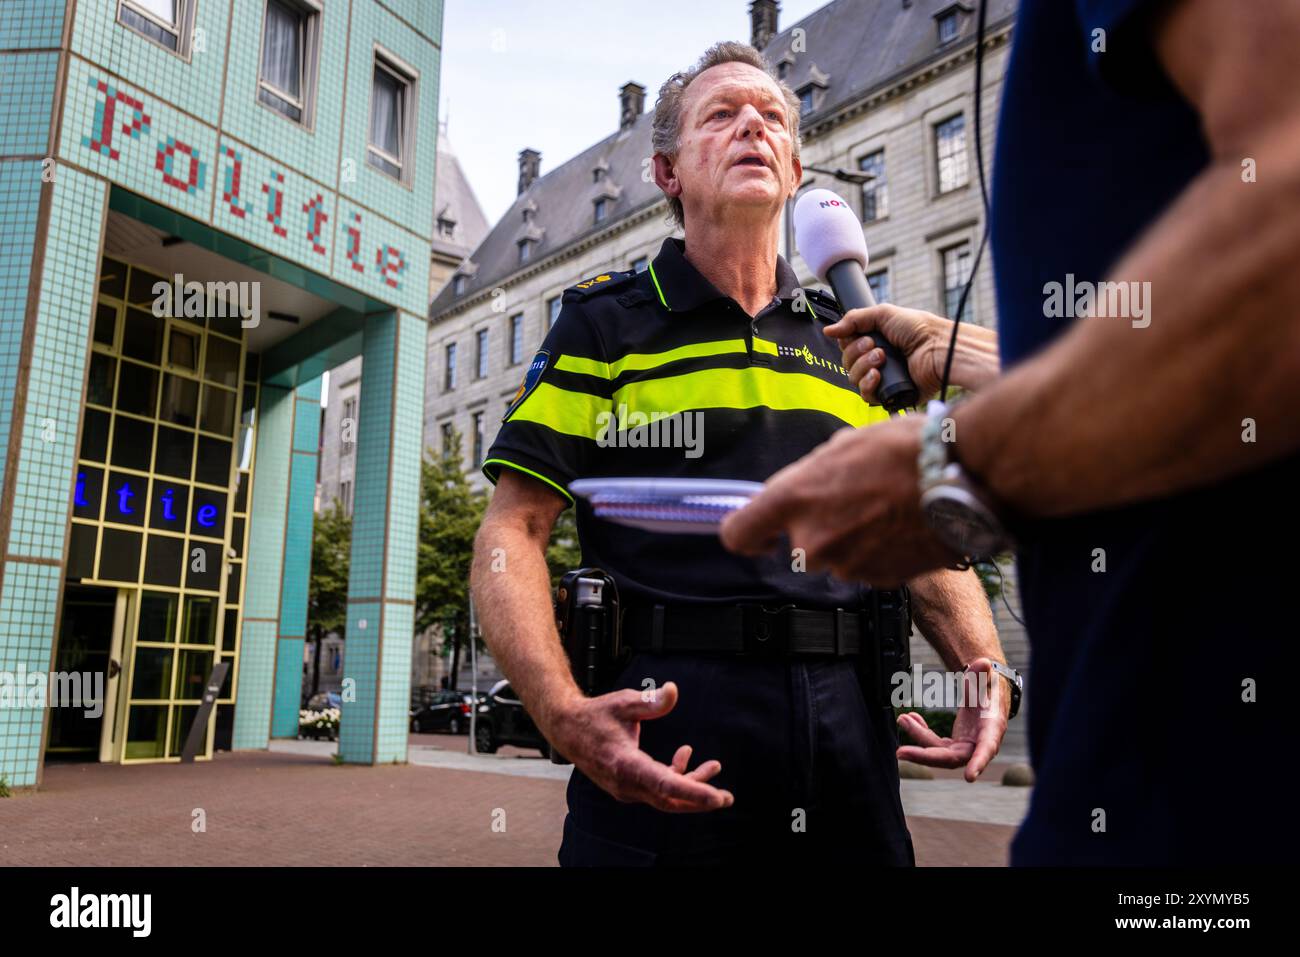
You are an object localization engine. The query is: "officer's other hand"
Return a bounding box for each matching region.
[822,304,950,404]
[551,681,735,813]
[895,659,1009,782]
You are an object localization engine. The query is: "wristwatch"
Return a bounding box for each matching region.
[917,399,1014,562]
[986,660,1023,720]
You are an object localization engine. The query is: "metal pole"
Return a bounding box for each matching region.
[467,599,478,756]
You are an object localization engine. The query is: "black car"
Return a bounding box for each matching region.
[473,680,551,758]
[409,690,476,735]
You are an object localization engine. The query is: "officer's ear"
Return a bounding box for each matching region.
[653,153,682,200]
[788,154,803,202]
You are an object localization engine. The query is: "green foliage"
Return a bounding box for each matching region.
[545,503,582,590]
[0,775,10,798]
[416,428,488,652]
[309,500,352,638]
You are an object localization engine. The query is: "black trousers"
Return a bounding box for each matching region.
[558,651,915,867]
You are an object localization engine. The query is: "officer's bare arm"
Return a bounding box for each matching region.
[472,470,734,812]
[906,568,1006,689]
[471,470,584,733]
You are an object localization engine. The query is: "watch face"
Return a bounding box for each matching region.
[922,491,1005,557]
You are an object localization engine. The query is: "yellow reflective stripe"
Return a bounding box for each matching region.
[482,458,575,505]
[647,259,671,310]
[556,339,749,379]
[509,381,607,439]
[752,335,778,356]
[554,354,611,378]
[611,366,890,429]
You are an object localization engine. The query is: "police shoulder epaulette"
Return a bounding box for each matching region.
[562,270,637,303]
[802,287,843,317]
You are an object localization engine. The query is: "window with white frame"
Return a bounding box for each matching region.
[935,114,969,194]
[942,243,973,322]
[472,412,484,467]
[444,342,457,391]
[547,296,562,329]
[368,49,417,183]
[938,11,959,44]
[475,329,489,379]
[258,0,322,127]
[340,395,356,456]
[509,314,524,365]
[452,274,467,296]
[867,270,891,304]
[858,149,888,222]
[118,0,195,56]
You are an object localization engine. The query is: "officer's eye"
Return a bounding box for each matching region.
[712,109,731,120]
[765,110,783,122]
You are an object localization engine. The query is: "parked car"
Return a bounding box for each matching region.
[409,690,477,735]
[304,691,342,712]
[473,680,551,758]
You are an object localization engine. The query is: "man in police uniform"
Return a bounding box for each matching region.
[471,42,1011,866]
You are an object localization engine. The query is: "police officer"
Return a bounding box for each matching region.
[471,41,1012,866]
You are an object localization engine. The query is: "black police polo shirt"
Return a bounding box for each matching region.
[483,236,890,608]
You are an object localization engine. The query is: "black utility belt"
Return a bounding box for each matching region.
[622,600,890,658]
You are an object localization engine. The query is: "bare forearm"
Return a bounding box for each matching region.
[958,70,1300,518]
[470,521,582,731]
[906,568,1002,672]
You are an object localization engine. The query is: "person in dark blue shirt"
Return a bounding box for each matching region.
[724,0,1294,864]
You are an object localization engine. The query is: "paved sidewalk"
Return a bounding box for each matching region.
[0,740,1024,866]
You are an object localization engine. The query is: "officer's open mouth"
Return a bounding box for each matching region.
[733,154,769,168]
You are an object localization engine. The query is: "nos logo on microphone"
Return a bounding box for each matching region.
[818,199,849,209]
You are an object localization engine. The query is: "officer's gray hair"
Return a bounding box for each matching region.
[652,41,803,229]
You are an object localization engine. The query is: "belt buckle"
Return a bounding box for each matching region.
[744,604,791,656]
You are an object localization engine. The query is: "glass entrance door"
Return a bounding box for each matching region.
[46,585,119,760]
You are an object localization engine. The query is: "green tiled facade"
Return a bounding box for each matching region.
[1,0,440,787]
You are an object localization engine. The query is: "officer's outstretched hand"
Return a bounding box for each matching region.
[895,659,1009,783]
[550,681,735,813]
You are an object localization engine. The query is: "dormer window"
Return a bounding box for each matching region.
[777,61,789,80]
[518,239,532,264]
[437,216,455,238]
[452,274,467,295]
[798,87,815,115]
[938,11,958,43]
[593,168,604,183]
[594,198,608,224]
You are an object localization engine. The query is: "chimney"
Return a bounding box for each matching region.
[517,148,541,195]
[619,81,646,131]
[750,0,779,50]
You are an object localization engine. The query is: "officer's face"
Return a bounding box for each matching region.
[661,63,801,226]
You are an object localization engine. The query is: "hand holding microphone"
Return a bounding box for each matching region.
[793,188,919,413]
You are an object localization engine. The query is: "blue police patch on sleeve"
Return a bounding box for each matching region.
[503,350,550,421]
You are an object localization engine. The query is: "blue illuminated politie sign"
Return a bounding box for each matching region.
[75,473,220,529]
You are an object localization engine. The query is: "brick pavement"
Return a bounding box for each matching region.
[0,744,1016,866]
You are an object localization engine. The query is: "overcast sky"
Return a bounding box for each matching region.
[439,0,828,224]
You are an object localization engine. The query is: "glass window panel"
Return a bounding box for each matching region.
[204,336,241,387]
[133,0,177,24]
[231,516,245,557]
[370,64,402,158]
[226,562,242,603]
[261,0,303,98]
[168,704,200,756]
[242,352,260,382]
[105,471,147,527]
[127,268,168,307]
[66,523,97,580]
[143,533,184,587]
[138,592,178,643]
[115,362,159,417]
[125,704,168,759]
[153,426,194,480]
[233,473,249,513]
[132,648,173,698]
[80,408,110,462]
[119,5,177,50]
[200,385,237,437]
[99,258,127,300]
[222,609,239,652]
[97,527,142,582]
[110,416,154,471]
[73,466,103,521]
[94,302,117,345]
[160,373,199,427]
[122,307,164,363]
[189,487,226,538]
[195,436,233,487]
[168,327,199,371]
[87,353,116,407]
[183,597,218,646]
[148,479,189,531]
[185,540,222,591]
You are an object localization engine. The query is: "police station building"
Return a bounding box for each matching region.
[0,0,441,787]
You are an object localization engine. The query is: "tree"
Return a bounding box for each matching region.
[545,502,582,588]
[415,429,488,686]
[307,500,351,703]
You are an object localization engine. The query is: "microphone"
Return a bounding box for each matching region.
[793,188,919,413]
